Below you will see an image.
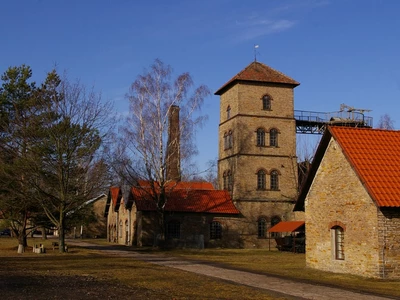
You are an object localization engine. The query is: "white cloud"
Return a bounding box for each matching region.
[233,17,296,42]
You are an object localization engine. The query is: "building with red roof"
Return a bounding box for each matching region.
[104,181,240,248]
[295,126,400,278]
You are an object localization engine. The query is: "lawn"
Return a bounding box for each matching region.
[0,237,285,300]
[1,237,399,299]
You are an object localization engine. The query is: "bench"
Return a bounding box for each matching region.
[52,242,68,252]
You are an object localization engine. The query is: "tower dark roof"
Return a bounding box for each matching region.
[215,61,300,95]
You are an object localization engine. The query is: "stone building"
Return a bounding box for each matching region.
[295,126,400,278]
[215,61,303,248]
[104,182,240,247]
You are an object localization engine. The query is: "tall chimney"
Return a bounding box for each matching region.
[166,105,181,181]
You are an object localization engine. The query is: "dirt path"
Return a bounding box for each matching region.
[67,240,396,300]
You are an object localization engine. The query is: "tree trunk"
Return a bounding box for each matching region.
[17,235,25,254]
[58,214,66,253]
[42,226,47,240]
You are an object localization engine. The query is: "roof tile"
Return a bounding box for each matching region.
[330,127,400,207]
[215,61,299,95]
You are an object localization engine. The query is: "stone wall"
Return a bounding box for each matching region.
[379,208,400,278]
[305,138,382,278]
[106,201,136,246]
[217,81,299,247]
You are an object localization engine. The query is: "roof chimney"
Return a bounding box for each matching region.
[166,105,181,181]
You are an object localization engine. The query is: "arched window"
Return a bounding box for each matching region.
[210,221,222,239]
[270,128,278,147]
[270,170,279,190]
[119,220,123,238]
[332,226,345,260]
[224,132,228,150]
[271,216,281,238]
[228,130,233,148]
[227,170,233,191]
[223,171,228,190]
[224,131,233,150]
[257,218,267,238]
[257,169,266,190]
[256,128,265,146]
[167,220,180,239]
[226,106,231,119]
[262,95,271,110]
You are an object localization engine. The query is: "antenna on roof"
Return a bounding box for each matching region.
[254,44,259,62]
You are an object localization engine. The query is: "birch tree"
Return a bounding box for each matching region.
[116,59,210,239]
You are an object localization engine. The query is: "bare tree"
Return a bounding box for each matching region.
[377,113,395,130]
[115,59,210,239]
[30,72,114,252]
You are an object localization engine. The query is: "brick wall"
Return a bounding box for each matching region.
[305,138,383,278]
[217,81,299,246]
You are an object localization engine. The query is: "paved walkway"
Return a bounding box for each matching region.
[67,240,395,300]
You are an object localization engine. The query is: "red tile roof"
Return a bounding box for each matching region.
[137,180,214,191]
[268,221,305,233]
[329,127,400,207]
[215,61,300,95]
[296,127,400,211]
[133,182,239,214]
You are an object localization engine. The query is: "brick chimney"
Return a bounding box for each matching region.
[166,105,181,181]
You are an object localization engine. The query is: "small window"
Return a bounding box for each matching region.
[270,170,279,190]
[262,95,271,110]
[167,220,180,239]
[223,170,233,191]
[258,218,266,238]
[271,216,281,238]
[256,128,265,146]
[257,169,266,190]
[223,171,228,190]
[210,221,222,239]
[270,128,278,147]
[224,131,233,150]
[119,220,123,238]
[333,226,345,260]
[226,106,231,119]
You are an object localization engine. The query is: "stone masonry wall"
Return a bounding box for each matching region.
[106,201,136,246]
[305,138,381,278]
[217,81,299,247]
[378,208,400,278]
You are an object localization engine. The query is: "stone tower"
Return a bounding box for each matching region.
[215,61,300,248]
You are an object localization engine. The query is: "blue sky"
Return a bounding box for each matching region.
[2,0,400,170]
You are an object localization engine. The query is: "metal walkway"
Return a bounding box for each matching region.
[295,110,373,134]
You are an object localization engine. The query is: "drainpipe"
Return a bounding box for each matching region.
[128,210,131,245]
[116,212,119,243]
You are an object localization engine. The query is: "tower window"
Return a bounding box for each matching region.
[226,106,231,119]
[256,128,265,146]
[270,128,278,147]
[271,216,281,238]
[223,170,232,191]
[258,217,266,238]
[270,170,279,190]
[262,95,271,110]
[257,169,266,190]
[167,220,181,239]
[210,221,222,239]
